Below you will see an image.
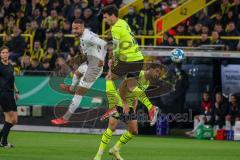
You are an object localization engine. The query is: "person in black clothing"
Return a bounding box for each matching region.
[56,29,74,53]
[223,9,236,27]
[31,20,45,44]
[139,0,155,44]
[0,46,20,148]
[231,0,240,17]
[43,29,57,50]
[16,10,29,32]
[210,92,229,129]
[32,8,43,27]
[225,94,240,129]
[1,0,16,17]
[197,33,210,46]
[176,24,187,46]
[211,11,224,28]
[123,6,141,35]
[225,22,240,50]
[16,0,32,19]
[90,0,102,15]
[8,26,26,62]
[172,66,189,114]
[38,58,52,76]
[166,36,177,46]
[83,8,99,33]
[62,0,74,21]
[213,23,226,36]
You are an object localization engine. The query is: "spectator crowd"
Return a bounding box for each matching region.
[186,91,240,137]
[0,0,240,76]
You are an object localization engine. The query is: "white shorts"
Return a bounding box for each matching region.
[77,56,103,89]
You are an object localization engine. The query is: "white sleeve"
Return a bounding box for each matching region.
[89,35,107,55]
[89,35,107,47]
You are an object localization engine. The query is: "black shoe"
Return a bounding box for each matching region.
[0,143,14,148]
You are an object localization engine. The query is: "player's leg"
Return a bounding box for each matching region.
[0,111,17,148]
[106,59,144,109]
[60,63,87,94]
[106,61,122,109]
[195,115,206,131]
[104,60,159,125]
[0,93,17,148]
[52,61,103,125]
[186,115,200,136]
[113,119,137,149]
[109,108,138,160]
[94,117,118,160]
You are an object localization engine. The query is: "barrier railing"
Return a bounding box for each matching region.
[119,0,162,18]
[102,0,162,36]
[154,0,217,41]
[2,33,240,51]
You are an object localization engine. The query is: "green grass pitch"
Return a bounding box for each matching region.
[1,131,240,160]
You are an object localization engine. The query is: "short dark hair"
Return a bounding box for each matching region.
[73,19,85,25]
[203,91,210,95]
[148,63,166,70]
[228,21,235,25]
[0,46,9,53]
[215,92,222,96]
[102,5,119,17]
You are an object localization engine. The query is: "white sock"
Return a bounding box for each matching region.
[193,118,199,131]
[63,95,82,120]
[225,120,232,130]
[193,118,205,132]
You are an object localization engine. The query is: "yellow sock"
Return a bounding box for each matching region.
[114,131,133,151]
[106,80,120,108]
[97,128,113,155]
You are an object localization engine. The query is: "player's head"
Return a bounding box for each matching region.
[102,5,119,25]
[0,46,10,62]
[147,63,167,80]
[72,19,85,37]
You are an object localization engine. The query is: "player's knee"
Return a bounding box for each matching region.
[108,126,116,132]
[12,118,18,125]
[129,129,138,135]
[75,86,88,95]
[10,116,17,125]
[194,115,199,121]
[108,121,117,132]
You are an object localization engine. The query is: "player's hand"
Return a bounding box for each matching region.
[108,59,113,68]
[106,70,112,80]
[123,103,130,115]
[15,93,20,100]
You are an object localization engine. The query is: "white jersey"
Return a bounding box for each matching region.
[80,29,107,61]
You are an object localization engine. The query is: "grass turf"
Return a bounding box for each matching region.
[0,131,240,160]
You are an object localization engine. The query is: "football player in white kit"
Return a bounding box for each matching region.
[51,19,107,125]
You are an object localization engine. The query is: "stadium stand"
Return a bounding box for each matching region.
[0,0,240,75]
